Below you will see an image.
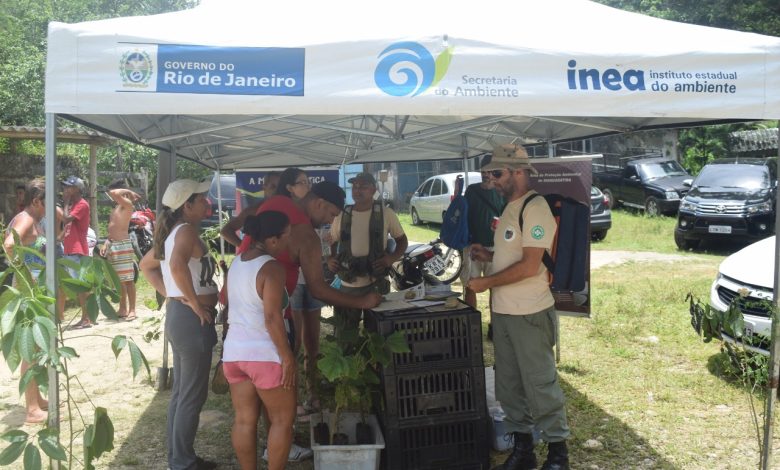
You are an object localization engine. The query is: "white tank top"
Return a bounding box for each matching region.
[160,224,218,298]
[223,254,289,363]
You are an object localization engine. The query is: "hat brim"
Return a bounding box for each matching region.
[482,159,538,175]
[348,177,376,185]
[193,181,211,194]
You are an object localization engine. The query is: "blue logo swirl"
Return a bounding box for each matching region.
[375,42,435,97]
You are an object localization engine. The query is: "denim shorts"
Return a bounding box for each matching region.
[290,283,325,311]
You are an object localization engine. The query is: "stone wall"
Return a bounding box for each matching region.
[0,153,82,224]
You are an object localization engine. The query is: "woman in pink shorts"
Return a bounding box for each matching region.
[222,210,295,470]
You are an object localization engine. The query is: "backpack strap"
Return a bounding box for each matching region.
[518,192,555,272]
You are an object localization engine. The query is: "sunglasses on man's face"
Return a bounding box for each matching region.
[483,169,507,179]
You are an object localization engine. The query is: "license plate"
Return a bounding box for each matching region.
[708,225,732,234]
[424,256,446,274]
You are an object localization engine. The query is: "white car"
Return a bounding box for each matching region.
[409,172,481,225]
[710,236,775,355]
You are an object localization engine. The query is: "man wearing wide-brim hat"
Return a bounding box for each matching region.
[468,144,571,470]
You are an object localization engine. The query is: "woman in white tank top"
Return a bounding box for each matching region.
[222,210,295,470]
[139,179,219,470]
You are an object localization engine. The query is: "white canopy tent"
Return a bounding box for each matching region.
[40,0,780,467]
[45,0,780,168]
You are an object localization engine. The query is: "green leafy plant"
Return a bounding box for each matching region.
[317,319,409,443]
[688,292,777,467]
[0,227,152,469]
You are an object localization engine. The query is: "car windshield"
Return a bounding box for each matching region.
[695,165,770,190]
[638,161,688,180]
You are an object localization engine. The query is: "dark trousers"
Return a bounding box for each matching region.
[165,299,217,470]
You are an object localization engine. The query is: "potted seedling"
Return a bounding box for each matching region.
[311,320,407,469]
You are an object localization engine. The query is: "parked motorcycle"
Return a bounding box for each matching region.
[389,238,462,290]
[129,202,155,259]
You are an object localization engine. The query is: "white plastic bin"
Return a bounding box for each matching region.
[309,412,385,470]
[490,406,513,451]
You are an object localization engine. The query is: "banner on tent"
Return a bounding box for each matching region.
[236,167,339,211]
[526,157,593,317]
[120,44,304,96]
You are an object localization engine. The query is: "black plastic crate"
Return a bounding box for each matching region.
[382,414,490,470]
[382,366,487,422]
[365,305,483,374]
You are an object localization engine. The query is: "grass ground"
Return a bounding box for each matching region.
[2,209,776,469]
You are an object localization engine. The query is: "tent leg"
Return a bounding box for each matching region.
[761,126,780,470]
[45,113,61,470]
[461,134,470,186]
[156,332,171,391]
[154,145,176,391]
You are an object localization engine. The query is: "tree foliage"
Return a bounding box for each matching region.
[596,0,780,37]
[0,0,198,126]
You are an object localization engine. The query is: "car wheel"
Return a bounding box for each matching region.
[674,230,699,250]
[411,208,421,225]
[645,196,660,217]
[602,188,617,208]
[591,230,607,242]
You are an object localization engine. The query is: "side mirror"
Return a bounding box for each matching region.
[413,191,419,197]
[683,179,692,187]
[629,175,638,181]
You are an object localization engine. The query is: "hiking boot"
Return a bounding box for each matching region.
[491,432,536,470]
[540,441,569,470]
[262,443,313,463]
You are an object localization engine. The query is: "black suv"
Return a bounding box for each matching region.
[674,158,777,249]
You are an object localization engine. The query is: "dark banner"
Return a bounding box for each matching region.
[236,168,340,211]
[528,157,594,317]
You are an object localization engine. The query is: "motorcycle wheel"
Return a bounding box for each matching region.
[129,231,143,260]
[425,245,463,284]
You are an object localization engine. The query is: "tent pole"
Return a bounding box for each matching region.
[462,134,470,186]
[44,113,61,470]
[155,145,176,390]
[762,126,780,470]
[547,138,554,158]
[214,167,225,258]
[89,144,98,234]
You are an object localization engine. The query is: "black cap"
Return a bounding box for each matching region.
[62,176,85,192]
[311,181,346,211]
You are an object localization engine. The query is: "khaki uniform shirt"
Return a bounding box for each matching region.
[489,191,556,315]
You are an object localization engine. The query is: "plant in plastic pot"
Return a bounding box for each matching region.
[316,320,408,445]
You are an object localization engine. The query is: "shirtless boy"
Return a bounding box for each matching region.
[101,179,142,320]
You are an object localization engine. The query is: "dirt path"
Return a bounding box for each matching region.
[591,249,695,269]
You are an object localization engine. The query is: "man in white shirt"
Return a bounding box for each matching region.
[327,172,408,338]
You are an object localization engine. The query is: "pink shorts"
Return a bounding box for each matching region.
[222,361,283,390]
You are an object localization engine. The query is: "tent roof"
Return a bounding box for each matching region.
[45,0,780,169]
